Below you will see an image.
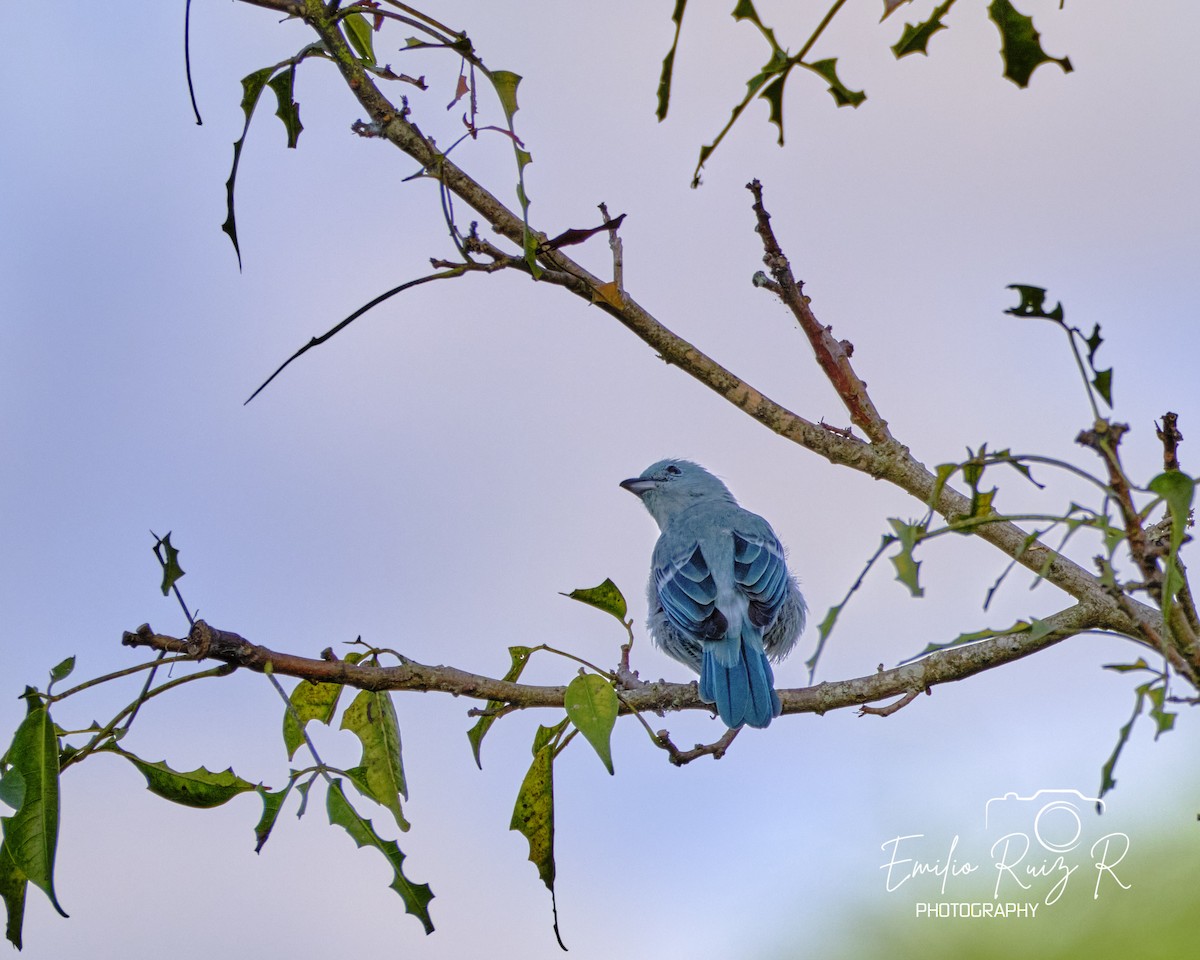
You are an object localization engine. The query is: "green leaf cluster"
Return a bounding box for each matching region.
[660,0,1068,186]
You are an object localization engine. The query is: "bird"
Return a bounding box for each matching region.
[620,459,805,729]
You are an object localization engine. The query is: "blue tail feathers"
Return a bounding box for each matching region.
[699,642,781,729]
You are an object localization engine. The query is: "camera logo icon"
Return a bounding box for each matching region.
[984,789,1105,854]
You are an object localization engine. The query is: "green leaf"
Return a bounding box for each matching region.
[467,646,533,769]
[887,518,925,597]
[155,530,186,596]
[891,0,954,58]
[267,68,303,149]
[340,689,409,832]
[732,0,759,23]
[509,739,565,949]
[222,66,275,269]
[562,578,628,622]
[1005,284,1063,323]
[759,74,787,145]
[1099,682,1148,800]
[253,780,293,853]
[511,741,554,880]
[804,59,865,108]
[902,619,1033,662]
[98,743,257,808]
[805,602,843,679]
[342,12,377,65]
[1084,323,1104,365]
[1091,368,1113,407]
[564,675,618,775]
[0,769,23,811]
[656,0,689,121]
[488,70,540,278]
[294,773,316,818]
[987,0,1072,88]
[283,678,345,760]
[326,779,434,934]
[0,698,66,918]
[490,70,522,124]
[48,657,75,685]
[1145,684,1177,739]
[1102,658,1152,674]
[1149,471,1195,618]
[532,718,569,757]
[0,840,27,950]
[1149,471,1194,554]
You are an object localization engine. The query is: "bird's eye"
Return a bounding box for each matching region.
[666,464,682,475]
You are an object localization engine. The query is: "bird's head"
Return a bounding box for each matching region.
[620,459,735,528]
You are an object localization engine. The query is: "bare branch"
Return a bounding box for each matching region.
[858,688,923,717]
[747,178,891,443]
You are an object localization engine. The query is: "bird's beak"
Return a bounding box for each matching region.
[620,477,657,496]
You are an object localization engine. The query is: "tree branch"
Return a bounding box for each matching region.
[223,1,1181,688]
[122,603,1101,720]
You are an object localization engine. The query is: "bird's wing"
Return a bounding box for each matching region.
[732,527,790,629]
[653,543,728,642]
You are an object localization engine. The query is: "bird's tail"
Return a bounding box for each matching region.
[699,634,781,729]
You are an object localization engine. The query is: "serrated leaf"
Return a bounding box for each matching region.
[283,678,345,760]
[326,780,434,934]
[1005,283,1063,323]
[342,12,377,65]
[0,840,27,950]
[99,743,257,808]
[1084,323,1104,365]
[1145,685,1176,739]
[253,781,293,853]
[222,66,275,269]
[891,0,953,58]
[1099,683,1147,799]
[1091,368,1113,407]
[656,0,689,121]
[564,675,618,775]
[267,68,303,149]
[510,741,556,891]
[340,689,409,832]
[759,74,786,144]
[732,0,760,24]
[562,578,628,622]
[295,773,316,818]
[491,70,522,123]
[155,530,186,596]
[887,518,925,597]
[805,58,865,108]
[510,724,567,928]
[0,698,66,919]
[988,0,1072,88]
[467,646,533,769]
[447,71,469,110]
[804,602,843,681]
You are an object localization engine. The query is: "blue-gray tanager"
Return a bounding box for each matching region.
[621,459,806,729]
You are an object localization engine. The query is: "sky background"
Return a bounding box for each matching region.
[2,1,1198,957]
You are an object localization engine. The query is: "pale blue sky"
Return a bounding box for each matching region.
[2,3,1198,958]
